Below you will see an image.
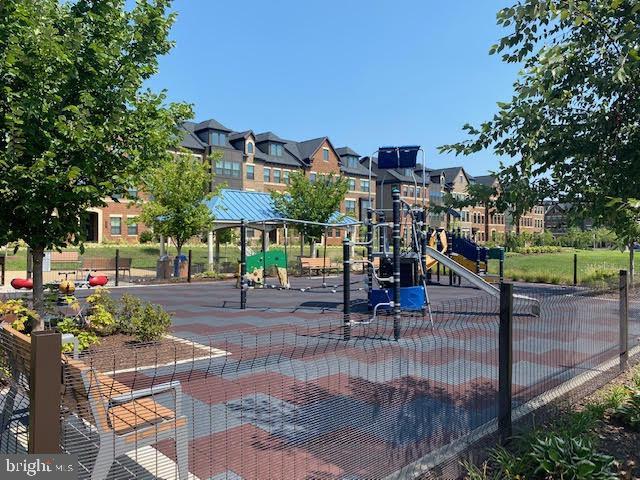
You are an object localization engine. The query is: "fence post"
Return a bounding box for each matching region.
[29,331,62,454]
[573,253,578,286]
[620,270,629,372]
[26,246,33,280]
[114,248,120,286]
[187,249,192,283]
[498,282,513,443]
[240,220,247,310]
[392,188,401,341]
[343,236,351,341]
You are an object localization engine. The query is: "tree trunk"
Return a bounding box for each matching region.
[300,231,304,257]
[31,246,45,330]
[311,241,317,258]
[484,204,490,243]
[515,218,521,236]
[629,242,635,286]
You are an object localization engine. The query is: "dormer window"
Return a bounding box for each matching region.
[346,156,359,168]
[247,142,254,154]
[209,131,227,146]
[404,168,413,177]
[269,143,284,156]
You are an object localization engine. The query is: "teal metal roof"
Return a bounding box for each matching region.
[206,189,359,226]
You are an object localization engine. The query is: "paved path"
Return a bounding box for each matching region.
[82,281,640,479]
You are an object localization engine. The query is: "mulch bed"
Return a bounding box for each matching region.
[79,333,211,373]
[575,366,640,479]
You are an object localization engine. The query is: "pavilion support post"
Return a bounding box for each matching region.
[208,230,214,270]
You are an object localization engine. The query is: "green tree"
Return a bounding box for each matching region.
[271,172,349,256]
[495,165,541,236]
[440,1,640,259]
[138,153,218,258]
[0,0,190,322]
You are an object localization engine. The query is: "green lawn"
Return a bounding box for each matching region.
[1,243,363,272]
[489,248,634,285]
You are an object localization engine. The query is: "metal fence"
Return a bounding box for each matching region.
[0,274,639,479]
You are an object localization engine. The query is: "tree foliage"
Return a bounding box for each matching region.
[440,0,640,239]
[0,0,190,317]
[138,153,218,256]
[271,172,349,245]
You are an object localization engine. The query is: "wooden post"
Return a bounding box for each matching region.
[498,282,513,443]
[620,270,629,372]
[115,248,120,286]
[29,331,62,453]
[187,249,192,283]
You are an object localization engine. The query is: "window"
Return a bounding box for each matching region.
[263,167,271,182]
[215,160,241,177]
[416,186,421,197]
[361,180,370,192]
[110,217,121,235]
[127,220,138,236]
[402,186,408,197]
[283,170,290,184]
[246,142,254,154]
[322,148,329,161]
[346,156,359,168]
[360,199,372,220]
[327,229,333,237]
[246,164,254,180]
[209,131,227,146]
[348,178,356,191]
[273,169,281,184]
[345,200,356,215]
[269,143,283,156]
[126,187,138,199]
[309,172,316,182]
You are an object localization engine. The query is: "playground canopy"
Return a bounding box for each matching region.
[206,189,360,230]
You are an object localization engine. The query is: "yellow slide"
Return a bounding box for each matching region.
[425,230,448,270]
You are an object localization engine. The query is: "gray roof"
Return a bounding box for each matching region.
[296,137,326,162]
[178,124,206,151]
[472,174,497,187]
[254,149,302,167]
[255,131,286,143]
[368,157,415,183]
[426,167,465,185]
[335,146,360,157]
[194,118,232,132]
[228,130,253,141]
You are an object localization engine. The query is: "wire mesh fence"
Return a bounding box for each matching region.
[1,275,639,479]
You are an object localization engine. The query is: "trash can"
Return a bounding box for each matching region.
[156,255,172,279]
[175,254,188,278]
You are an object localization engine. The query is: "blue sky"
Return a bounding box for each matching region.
[145,0,521,176]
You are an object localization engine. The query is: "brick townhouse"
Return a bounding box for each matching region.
[91,118,375,245]
[90,116,543,245]
[368,160,544,244]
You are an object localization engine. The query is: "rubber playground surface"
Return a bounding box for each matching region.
[78,276,639,480]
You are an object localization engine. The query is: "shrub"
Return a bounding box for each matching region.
[116,294,143,334]
[529,435,617,479]
[56,317,100,352]
[0,299,39,333]
[132,303,171,342]
[87,304,116,335]
[86,287,116,335]
[138,230,154,243]
[612,388,640,432]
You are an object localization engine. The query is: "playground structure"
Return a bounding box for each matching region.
[226,145,518,340]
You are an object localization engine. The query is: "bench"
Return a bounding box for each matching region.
[82,257,132,279]
[50,251,81,267]
[0,324,188,480]
[299,257,341,276]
